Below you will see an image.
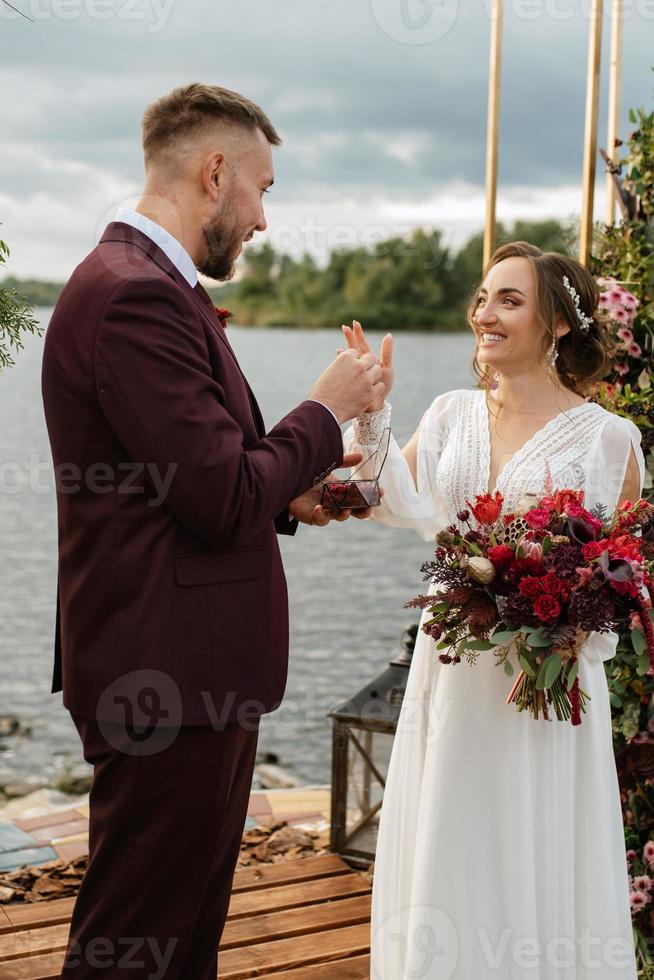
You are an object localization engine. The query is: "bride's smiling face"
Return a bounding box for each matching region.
[471,256,547,369]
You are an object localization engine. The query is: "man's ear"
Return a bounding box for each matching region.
[203,151,226,200]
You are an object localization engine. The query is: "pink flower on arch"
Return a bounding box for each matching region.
[643,840,654,868]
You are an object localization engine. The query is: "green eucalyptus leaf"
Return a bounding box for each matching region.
[526,633,554,648]
[637,649,650,676]
[535,652,562,690]
[518,654,537,679]
[490,629,517,645]
[467,639,495,651]
[632,628,647,656]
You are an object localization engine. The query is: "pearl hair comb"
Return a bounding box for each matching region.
[562,275,593,333]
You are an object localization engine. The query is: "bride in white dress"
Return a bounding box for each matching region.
[342,242,646,979]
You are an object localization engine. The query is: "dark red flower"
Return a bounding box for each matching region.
[214,307,233,327]
[488,544,514,569]
[541,573,564,595]
[519,576,543,599]
[533,594,561,622]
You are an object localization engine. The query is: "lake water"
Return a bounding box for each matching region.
[0,311,476,787]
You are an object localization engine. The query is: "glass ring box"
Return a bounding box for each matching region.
[320,428,391,511]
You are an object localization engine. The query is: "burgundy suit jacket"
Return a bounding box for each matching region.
[41,222,344,727]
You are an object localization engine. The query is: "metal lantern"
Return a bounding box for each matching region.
[328,623,418,865]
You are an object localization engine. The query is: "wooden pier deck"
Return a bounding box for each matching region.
[0,853,372,978]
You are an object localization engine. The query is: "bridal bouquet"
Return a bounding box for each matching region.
[407,479,654,725]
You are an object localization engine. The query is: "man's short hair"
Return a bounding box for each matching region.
[142,82,281,164]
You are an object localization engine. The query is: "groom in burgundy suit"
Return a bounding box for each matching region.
[41,83,384,979]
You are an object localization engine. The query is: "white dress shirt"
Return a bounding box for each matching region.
[114,207,198,287]
[111,207,340,431]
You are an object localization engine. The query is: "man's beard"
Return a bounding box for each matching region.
[198,201,242,282]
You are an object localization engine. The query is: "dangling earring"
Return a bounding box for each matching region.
[546,337,558,383]
[491,371,500,390]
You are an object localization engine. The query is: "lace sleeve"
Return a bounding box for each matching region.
[352,402,392,446]
[343,393,454,542]
[584,413,645,515]
[581,412,647,665]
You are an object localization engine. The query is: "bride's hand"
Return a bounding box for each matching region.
[340,320,394,414]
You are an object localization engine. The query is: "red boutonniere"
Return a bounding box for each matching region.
[214,307,233,328]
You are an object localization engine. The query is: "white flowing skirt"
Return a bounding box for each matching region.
[370,593,637,980]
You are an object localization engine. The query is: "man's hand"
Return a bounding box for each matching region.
[288,453,381,526]
[340,321,394,414]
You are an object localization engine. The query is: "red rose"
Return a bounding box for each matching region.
[519,576,543,599]
[525,508,551,530]
[541,573,564,595]
[488,544,514,568]
[582,541,606,560]
[533,594,561,622]
[466,491,503,525]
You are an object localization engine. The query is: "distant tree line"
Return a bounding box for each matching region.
[223,218,572,330]
[1,219,571,331]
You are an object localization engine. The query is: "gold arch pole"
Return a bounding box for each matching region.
[579,0,604,266]
[483,0,504,270]
[605,0,623,224]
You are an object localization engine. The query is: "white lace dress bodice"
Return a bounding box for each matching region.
[343,386,646,980]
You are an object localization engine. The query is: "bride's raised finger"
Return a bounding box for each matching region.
[352,320,373,356]
[341,324,359,352]
[380,332,394,368]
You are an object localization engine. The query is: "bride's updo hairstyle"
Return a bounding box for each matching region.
[468,241,618,402]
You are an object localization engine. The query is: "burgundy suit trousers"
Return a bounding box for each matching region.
[59,711,259,979]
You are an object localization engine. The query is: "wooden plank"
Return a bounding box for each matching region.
[256,953,371,980]
[228,873,370,920]
[1,867,365,937]
[0,892,372,963]
[1,855,354,935]
[221,895,371,949]
[0,924,66,961]
[0,953,62,979]
[231,855,350,893]
[0,899,75,935]
[217,922,370,979]
[0,905,12,931]
[0,856,370,980]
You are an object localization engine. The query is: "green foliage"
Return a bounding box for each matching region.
[0,239,42,371]
[593,382,654,497]
[230,219,570,329]
[1,275,64,307]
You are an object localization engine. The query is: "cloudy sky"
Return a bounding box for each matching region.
[1,0,653,279]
